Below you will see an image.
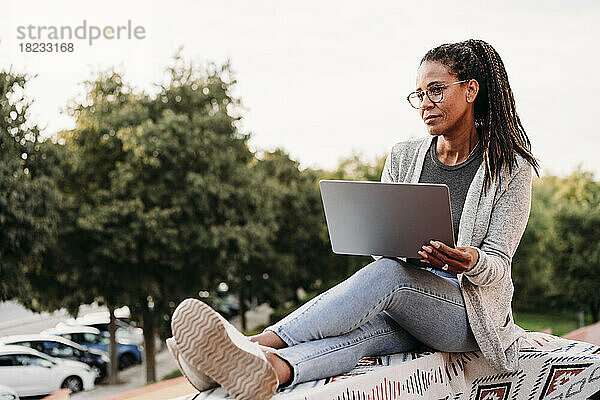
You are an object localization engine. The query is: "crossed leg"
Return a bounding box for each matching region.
[250,257,478,386]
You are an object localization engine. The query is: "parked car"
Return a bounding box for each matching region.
[213,292,240,319]
[42,325,142,369]
[0,345,95,397]
[0,385,18,400]
[64,312,144,345]
[0,334,108,381]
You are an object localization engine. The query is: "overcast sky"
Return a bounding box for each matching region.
[2,0,599,176]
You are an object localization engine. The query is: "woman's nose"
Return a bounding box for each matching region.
[419,95,435,109]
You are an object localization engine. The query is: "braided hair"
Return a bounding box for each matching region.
[421,39,539,191]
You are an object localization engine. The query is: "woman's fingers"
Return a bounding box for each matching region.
[430,241,470,261]
[422,245,457,266]
[418,249,445,267]
[418,250,458,275]
[432,243,479,271]
[418,241,477,274]
[421,243,474,272]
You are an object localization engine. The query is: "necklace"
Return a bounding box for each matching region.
[434,137,481,165]
[466,140,480,160]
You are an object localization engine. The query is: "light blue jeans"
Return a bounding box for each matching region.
[264,257,478,386]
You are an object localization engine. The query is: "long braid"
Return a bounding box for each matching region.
[421,39,539,191]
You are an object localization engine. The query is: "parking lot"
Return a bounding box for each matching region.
[0,302,175,399]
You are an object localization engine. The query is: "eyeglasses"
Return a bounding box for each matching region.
[406,80,468,109]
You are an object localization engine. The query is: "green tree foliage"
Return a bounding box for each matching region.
[0,71,60,303]
[116,59,274,352]
[327,152,386,181]
[25,58,276,382]
[552,170,600,322]
[512,176,565,311]
[27,70,147,383]
[512,170,600,322]
[248,150,331,310]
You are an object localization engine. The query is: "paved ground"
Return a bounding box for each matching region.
[70,347,179,399]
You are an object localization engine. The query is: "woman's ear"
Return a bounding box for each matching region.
[466,79,480,103]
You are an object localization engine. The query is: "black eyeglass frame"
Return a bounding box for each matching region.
[406,80,469,109]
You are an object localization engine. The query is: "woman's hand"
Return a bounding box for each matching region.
[417,241,479,275]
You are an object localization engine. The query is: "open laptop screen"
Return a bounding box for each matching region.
[319,180,455,258]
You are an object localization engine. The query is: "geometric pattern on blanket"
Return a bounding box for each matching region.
[175,332,600,400]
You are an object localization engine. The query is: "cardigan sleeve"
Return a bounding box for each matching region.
[381,150,394,183]
[462,161,533,287]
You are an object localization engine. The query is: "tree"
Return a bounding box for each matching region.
[0,70,60,304]
[513,170,600,321]
[512,176,565,312]
[327,152,386,182]
[113,58,272,377]
[551,170,600,322]
[31,70,147,384]
[28,57,275,383]
[246,150,331,312]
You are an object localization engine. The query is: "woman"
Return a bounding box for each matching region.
[168,39,539,400]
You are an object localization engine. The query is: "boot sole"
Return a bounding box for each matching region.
[172,298,278,400]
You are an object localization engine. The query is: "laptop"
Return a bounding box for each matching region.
[319,180,455,258]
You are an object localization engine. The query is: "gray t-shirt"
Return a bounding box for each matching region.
[407,137,482,271]
[419,137,483,240]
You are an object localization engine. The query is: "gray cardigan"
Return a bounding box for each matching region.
[381,136,531,371]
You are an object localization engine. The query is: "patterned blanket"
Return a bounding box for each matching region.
[171,332,600,399]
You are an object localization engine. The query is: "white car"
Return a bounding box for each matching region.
[0,385,18,400]
[60,311,144,345]
[0,334,109,381]
[0,345,95,397]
